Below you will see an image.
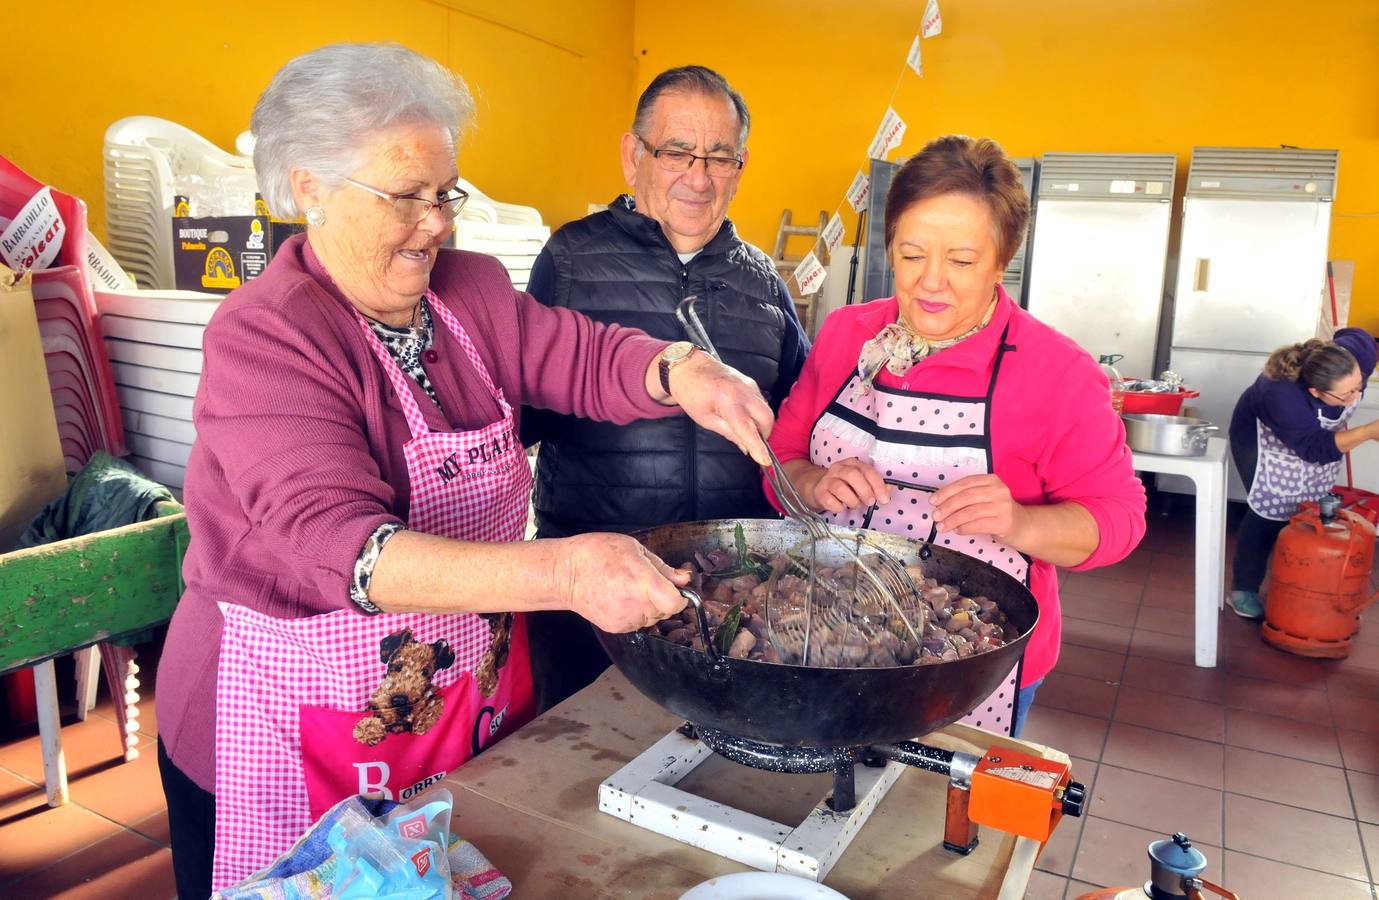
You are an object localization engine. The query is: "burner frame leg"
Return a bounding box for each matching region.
[598,727,904,882]
[943,780,980,855]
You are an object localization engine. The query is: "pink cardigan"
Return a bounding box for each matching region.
[767,293,1146,686]
[158,235,672,791]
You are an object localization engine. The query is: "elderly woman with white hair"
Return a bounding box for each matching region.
[155,42,775,895]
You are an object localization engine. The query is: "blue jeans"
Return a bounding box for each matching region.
[1012,678,1043,738]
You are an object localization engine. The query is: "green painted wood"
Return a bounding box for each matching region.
[0,502,189,675]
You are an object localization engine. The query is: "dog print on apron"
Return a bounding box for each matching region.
[211,291,535,890]
[1247,403,1357,521]
[808,325,1025,735]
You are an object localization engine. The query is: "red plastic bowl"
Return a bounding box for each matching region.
[1116,387,1200,415]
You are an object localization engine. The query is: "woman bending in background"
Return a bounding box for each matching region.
[1227,329,1379,619]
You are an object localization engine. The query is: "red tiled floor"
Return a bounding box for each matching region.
[1127,626,1201,668]
[1102,723,1224,789]
[1113,685,1225,742]
[1120,654,1234,705]
[1339,727,1379,775]
[0,772,123,882]
[1061,617,1134,655]
[1219,636,1338,688]
[1348,770,1379,825]
[1089,764,1223,845]
[1222,746,1353,817]
[1022,706,1111,761]
[1074,817,1221,888]
[1055,644,1127,682]
[1062,571,1144,603]
[1139,582,1197,612]
[1061,591,1140,628]
[1023,868,1069,899]
[1223,793,1368,880]
[1223,675,1334,726]
[1220,850,1373,900]
[1039,671,1119,719]
[5,829,174,899]
[1331,693,1379,738]
[1133,604,1196,638]
[1223,708,1343,766]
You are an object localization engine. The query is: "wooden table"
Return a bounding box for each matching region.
[443,669,1071,899]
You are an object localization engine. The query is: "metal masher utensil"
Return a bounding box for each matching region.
[674,296,924,665]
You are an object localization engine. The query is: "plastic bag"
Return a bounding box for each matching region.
[329,788,454,899]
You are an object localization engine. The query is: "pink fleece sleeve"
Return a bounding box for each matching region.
[513,290,675,424]
[762,312,859,511]
[195,303,400,609]
[1034,356,1147,571]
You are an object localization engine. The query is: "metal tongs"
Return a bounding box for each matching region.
[674,297,923,665]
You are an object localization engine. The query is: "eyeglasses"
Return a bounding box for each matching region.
[342,178,468,223]
[637,137,744,178]
[1322,386,1362,404]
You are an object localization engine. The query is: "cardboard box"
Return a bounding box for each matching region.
[0,265,68,550]
[171,195,302,293]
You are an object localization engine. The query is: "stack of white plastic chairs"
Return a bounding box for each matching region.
[450,177,550,291]
[103,116,256,290]
[94,289,223,496]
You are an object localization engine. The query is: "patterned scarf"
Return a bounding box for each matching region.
[853,293,998,398]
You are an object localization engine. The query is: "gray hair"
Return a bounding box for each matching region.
[631,65,750,149]
[251,42,474,217]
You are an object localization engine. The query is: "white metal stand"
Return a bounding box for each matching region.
[1131,436,1229,667]
[598,728,904,881]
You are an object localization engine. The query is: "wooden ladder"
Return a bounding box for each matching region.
[772,209,829,337]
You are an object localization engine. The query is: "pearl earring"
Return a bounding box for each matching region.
[306,205,326,227]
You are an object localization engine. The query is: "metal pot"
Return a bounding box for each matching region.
[595,518,1039,748]
[1122,413,1218,457]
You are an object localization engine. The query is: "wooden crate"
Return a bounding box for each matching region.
[0,500,187,675]
[0,500,187,805]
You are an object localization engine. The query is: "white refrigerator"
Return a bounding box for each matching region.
[1163,147,1340,500]
[1025,153,1177,381]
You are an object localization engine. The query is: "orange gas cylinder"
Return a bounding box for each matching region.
[1263,493,1378,658]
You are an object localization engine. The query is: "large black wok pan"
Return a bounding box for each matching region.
[595,519,1039,748]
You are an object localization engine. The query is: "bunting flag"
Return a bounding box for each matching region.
[846,171,871,213]
[793,252,827,296]
[867,107,908,160]
[922,0,942,38]
[907,35,924,77]
[815,4,947,289]
[821,213,845,257]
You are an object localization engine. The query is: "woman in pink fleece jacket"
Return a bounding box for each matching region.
[768,135,1145,737]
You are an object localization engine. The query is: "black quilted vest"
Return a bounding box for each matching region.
[523,195,806,538]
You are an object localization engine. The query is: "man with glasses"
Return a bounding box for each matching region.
[1226,327,1379,619]
[522,65,809,710]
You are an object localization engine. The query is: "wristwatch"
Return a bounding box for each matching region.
[658,341,699,397]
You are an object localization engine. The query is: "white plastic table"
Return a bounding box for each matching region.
[1130,436,1229,667]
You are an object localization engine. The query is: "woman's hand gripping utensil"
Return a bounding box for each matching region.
[675,296,923,664]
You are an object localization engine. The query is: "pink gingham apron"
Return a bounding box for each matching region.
[211,290,536,890]
[809,325,1026,735]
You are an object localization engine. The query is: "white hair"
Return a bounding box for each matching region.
[251,42,474,217]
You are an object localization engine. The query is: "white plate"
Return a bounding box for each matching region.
[679,872,850,900]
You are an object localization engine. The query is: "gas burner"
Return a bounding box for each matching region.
[598,723,1085,882]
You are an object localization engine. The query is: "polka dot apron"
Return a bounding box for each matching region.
[1247,403,1355,521]
[808,325,1026,735]
[211,291,536,890]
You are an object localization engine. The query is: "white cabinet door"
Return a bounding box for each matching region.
[1171,197,1329,353]
[1026,200,1173,381]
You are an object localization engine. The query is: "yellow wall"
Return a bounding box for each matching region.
[6,0,635,239]
[634,0,1379,328]
[7,1,1378,325]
